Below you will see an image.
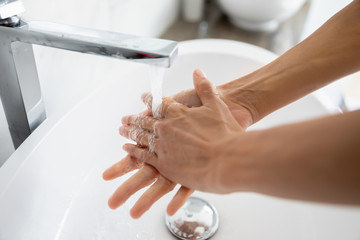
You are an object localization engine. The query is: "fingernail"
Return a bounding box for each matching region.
[121,116,128,125]
[108,197,122,210]
[195,69,206,78]
[119,126,125,136]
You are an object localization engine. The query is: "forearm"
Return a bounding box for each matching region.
[219,0,360,123]
[218,110,360,205]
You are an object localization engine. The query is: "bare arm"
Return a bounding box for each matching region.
[219,110,360,205]
[219,0,360,123]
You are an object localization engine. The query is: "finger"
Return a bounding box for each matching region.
[141,92,153,111]
[158,97,187,118]
[119,126,156,147]
[103,155,144,181]
[108,165,158,209]
[121,114,157,132]
[193,69,219,107]
[172,89,202,108]
[130,175,176,219]
[167,186,195,216]
[142,93,188,119]
[123,143,158,164]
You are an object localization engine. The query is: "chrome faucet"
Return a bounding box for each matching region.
[0,0,178,149]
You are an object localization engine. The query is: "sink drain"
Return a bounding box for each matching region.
[165,196,219,240]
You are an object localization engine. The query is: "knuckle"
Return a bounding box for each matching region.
[157,121,170,134]
[133,156,144,168]
[133,114,141,125]
[154,121,164,134]
[167,103,175,113]
[145,165,158,176]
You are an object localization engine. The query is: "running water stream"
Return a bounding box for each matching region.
[148,65,166,119]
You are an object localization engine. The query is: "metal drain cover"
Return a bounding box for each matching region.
[165,196,219,240]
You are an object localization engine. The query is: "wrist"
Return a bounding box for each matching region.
[217,70,269,124]
[216,52,315,124]
[212,131,261,194]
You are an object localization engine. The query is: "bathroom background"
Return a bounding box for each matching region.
[0,0,359,165]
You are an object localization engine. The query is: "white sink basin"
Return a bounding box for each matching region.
[1,39,359,240]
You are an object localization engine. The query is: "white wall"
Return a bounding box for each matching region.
[23,0,179,37]
[0,0,180,166]
[301,0,352,40]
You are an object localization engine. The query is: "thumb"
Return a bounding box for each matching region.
[193,69,219,107]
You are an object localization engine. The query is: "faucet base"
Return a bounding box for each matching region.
[0,38,45,149]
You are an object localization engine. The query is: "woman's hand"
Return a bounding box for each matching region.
[120,69,243,193]
[103,69,248,218]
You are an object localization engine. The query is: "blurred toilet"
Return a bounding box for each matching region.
[217,0,307,32]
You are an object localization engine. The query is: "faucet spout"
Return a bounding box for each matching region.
[0,16,178,149]
[9,19,178,67]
